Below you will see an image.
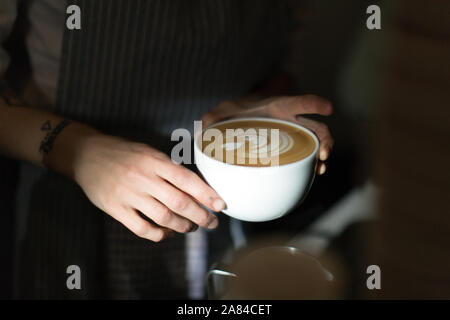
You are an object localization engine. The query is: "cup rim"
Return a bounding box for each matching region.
[194,117,319,170]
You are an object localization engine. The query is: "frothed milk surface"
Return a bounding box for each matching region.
[199,119,316,167]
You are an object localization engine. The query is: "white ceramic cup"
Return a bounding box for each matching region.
[194,117,319,222]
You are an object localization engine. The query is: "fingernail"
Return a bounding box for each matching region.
[320,149,328,161]
[213,199,226,212]
[207,215,219,229]
[319,164,326,175]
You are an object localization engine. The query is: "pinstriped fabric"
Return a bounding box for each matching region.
[17,164,105,298]
[16,0,288,298]
[55,0,287,138]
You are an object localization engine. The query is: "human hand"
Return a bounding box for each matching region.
[202,95,334,174]
[69,133,226,242]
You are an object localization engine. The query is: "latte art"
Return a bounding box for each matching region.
[194,117,319,222]
[199,119,316,167]
[222,128,294,160]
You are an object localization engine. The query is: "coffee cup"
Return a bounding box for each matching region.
[194,117,319,222]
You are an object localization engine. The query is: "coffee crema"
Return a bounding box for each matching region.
[199,119,316,167]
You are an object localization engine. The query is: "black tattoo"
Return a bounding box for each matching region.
[39,120,71,154]
[41,120,52,131]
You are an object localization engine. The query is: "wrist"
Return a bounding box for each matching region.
[44,122,102,180]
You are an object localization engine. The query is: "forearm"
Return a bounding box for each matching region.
[0,96,99,179]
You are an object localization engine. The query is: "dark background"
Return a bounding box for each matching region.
[0,0,377,298]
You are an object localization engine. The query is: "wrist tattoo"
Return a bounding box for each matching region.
[39,119,71,155]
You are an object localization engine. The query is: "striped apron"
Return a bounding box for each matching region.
[14,0,287,298]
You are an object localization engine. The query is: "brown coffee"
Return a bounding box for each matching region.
[199,119,316,167]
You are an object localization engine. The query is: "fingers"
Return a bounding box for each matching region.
[131,193,197,234]
[295,116,334,161]
[146,174,220,230]
[276,95,334,117]
[155,161,226,212]
[316,161,327,175]
[203,95,333,130]
[112,206,171,242]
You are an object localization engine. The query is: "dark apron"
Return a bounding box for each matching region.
[15,0,287,299]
